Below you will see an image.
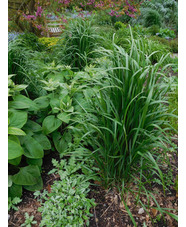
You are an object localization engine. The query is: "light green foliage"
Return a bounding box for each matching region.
[115,28,170,65]
[34,157,96,226]
[158,28,176,39]
[114,21,126,30]
[21,212,37,227]
[39,37,60,50]
[8,197,22,211]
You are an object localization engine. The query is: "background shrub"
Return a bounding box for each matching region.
[144,8,161,27]
[55,17,101,70]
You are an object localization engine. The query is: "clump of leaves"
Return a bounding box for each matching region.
[8,197,22,211]
[21,212,37,227]
[55,17,101,70]
[34,157,96,226]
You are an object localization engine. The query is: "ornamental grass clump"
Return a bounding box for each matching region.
[55,17,101,70]
[79,34,175,188]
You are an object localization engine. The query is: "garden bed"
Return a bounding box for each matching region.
[8,137,178,227]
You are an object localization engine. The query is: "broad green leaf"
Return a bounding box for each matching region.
[47,72,65,83]
[33,133,51,150]
[22,135,44,159]
[8,139,24,160]
[50,98,60,113]
[8,175,12,187]
[8,156,22,166]
[12,165,41,185]
[8,135,20,144]
[9,95,38,111]
[42,115,62,135]
[8,183,22,199]
[8,127,26,136]
[57,112,70,124]
[23,120,42,133]
[34,96,50,109]
[26,158,43,167]
[52,132,68,153]
[23,176,43,191]
[8,110,27,128]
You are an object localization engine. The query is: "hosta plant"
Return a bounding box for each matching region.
[8,75,51,199]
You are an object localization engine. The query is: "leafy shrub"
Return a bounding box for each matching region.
[79,36,174,187]
[8,37,34,84]
[8,75,51,199]
[114,21,126,30]
[38,37,60,50]
[144,8,161,27]
[169,39,178,53]
[133,25,148,36]
[111,14,131,24]
[55,17,101,70]
[34,157,96,226]
[147,25,160,35]
[94,11,112,25]
[115,27,170,64]
[140,0,178,28]
[158,28,176,39]
[18,32,45,52]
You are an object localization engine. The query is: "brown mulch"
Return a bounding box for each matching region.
[8,137,178,227]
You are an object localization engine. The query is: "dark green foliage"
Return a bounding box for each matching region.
[8,76,51,199]
[147,25,160,35]
[78,34,174,187]
[55,18,101,70]
[144,9,161,27]
[169,39,178,53]
[18,32,45,52]
[111,14,131,24]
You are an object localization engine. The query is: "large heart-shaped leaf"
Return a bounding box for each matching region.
[23,176,43,191]
[22,135,44,159]
[12,165,41,185]
[26,158,43,167]
[42,115,62,135]
[8,156,22,166]
[34,96,50,109]
[52,131,68,153]
[8,183,22,199]
[8,110,27,128]
[33,133,51,150]
[23,120,42,133]
[8,139,24,160]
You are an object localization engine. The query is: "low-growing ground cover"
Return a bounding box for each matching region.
[8,3,178,226]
